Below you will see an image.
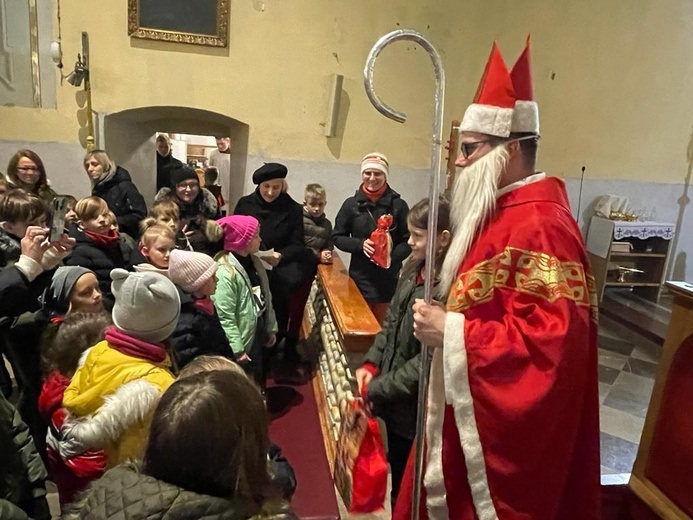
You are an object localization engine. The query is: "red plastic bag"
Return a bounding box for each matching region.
[369,214,393,269]
[334,399,388,513]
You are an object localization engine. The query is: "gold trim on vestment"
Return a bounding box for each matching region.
[447,247,599,322]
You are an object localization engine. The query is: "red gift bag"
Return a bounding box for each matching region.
[334,399,388,513]
[369,214,393,269]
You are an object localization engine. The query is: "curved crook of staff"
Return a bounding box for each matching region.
[364,29,445,520]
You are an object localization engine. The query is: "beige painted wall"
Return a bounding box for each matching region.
[1,0,693,184]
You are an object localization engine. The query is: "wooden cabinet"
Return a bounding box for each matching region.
[586,217,675,303]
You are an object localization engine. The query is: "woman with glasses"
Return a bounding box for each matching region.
[6,149,58,204]
[155,164,222,256]
[84,150,147,239]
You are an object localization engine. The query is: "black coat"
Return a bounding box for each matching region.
[234,190,310,292]
[0,267,53,317]
[156,154,183,192]
[0,230,21,269]
[332,185,410,302]
[155,187,222,256]
[169,289,237,370]
[65,225,145,309]
[92,166,147,238]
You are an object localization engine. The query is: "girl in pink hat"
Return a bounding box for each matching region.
[213,215,277,386]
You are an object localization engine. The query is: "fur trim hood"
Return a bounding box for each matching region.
[59,379,162,459]
[155,186,219,220]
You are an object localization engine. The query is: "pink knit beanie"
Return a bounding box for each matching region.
[217,215,260,252]
[168,249,218,293]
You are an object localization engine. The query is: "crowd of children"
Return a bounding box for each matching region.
[0,146,441,517]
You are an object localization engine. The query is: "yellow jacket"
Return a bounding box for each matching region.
[63,340,175,467]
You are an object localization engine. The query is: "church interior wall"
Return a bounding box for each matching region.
[1,0,692,278]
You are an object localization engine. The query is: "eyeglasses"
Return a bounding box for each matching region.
[460,135,539,159]
[177,182,199,191]
[460,140,492,159]
[17,166,40,172]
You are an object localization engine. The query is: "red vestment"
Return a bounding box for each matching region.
[394,176,601,520]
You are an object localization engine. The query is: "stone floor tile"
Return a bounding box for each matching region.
[599,405,646,444]
[598,348,628,370]
[603,372,654,419]
[600,431,639,473]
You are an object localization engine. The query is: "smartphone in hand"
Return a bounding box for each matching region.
[50,196,69,243]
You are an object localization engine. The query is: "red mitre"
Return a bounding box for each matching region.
[510,35,540,135]
[460,42,516,138]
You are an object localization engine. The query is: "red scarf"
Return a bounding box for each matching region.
[83,229,120,249]
[105,327,167,363]
[194,296,215,316]
[361,182,388,203]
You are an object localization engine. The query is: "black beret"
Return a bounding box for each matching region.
[252,163,288,185]
[170,165,199,188]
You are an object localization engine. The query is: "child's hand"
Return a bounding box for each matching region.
[319,250,333,264]
[182,224,194,238]
[262,252,282,267]
[265,333,277,347]
[355,367,374,395]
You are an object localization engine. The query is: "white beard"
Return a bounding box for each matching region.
[437,145,509,298]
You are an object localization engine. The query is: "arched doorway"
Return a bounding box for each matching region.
[102,106,249,206]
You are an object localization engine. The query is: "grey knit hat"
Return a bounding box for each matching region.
[41,266,94,318]
[110,268,180,343]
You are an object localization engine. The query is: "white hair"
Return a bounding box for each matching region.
[437,145,509,298]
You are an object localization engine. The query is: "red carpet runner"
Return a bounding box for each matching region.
[267,375,340,520]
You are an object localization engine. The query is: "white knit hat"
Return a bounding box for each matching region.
[110,269,180,343]
[168,249,218,294]
[360,152,389,177]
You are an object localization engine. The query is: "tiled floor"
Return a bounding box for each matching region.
[597,313,661,476]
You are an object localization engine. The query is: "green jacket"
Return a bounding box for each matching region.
[213,253,278,356]
[363,265,425,440]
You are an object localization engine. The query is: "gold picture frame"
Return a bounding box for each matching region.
[127,0,229,48]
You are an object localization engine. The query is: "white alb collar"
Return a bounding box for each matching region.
[496,172,546,198]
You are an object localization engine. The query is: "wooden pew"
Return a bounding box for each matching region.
[627,281,693,518]
[302,253,381,473]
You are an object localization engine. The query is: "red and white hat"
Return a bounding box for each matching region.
[510,36,540,135]
[460,42,516,138]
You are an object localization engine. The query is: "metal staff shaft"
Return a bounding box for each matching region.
[364,29,445,520]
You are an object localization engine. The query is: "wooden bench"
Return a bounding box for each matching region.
[302,253,381,474]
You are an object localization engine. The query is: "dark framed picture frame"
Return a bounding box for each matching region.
[127,0,229,48]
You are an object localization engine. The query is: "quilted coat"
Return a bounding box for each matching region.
[63,464,296,520]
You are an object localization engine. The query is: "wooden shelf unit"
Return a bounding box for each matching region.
[185,144,216,165]
[586,216,675,304]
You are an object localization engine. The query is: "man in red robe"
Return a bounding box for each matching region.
[393,39,601,519]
